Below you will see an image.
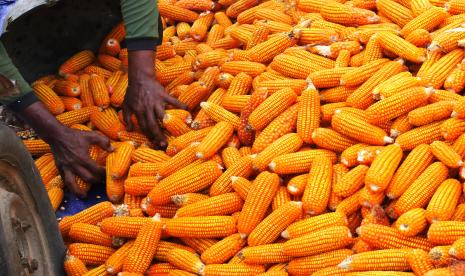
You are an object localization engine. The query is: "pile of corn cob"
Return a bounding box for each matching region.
[20,0,465,274]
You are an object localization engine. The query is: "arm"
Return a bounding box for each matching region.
[120,0,186,148]
[0,41,112,198]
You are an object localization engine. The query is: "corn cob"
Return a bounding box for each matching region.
[394,162,449,216]
[68,243,115,266]
[377,32,425,62]
[165,216,237,238]
[199,234,245,264]
[312,127,356,153]
[59,50,95,76]
[333,165,368,198]
[358,224,433,251]
[283,226,353,257]
[209,155,254,196]
[287,249,353,275]
[394,208,428,237]
[364,144,403,192]
[166,248,205,274]
[441,117,465,141]
[146,161,222,205]
[202,264,265,276]
[237,171,280,235]
[408,101,454,126]
[231,177,251,200]
[338,249,410,271]
[449,237,465,259]
[59,201,114,236]
[321,1,379,26]
[105,241,135,274]
[430,141,463,168]
[426,179,462,222]
[167,127,213,156]
[195,122,234,159]
[428,221,465,245]
[269,149,336,175]
[394,121,443,150]
[238,243,292,264]
[175,193,243,217]
[405,29,431,48]
[64,254,89,276]
[32,83,65,115]
[341,59,389,87]
[131,147,170,163]
[375,0,413,26]
[158,3,199,22]
[421,49,465,89]
[253,133,303,171]
[269,54,324,79]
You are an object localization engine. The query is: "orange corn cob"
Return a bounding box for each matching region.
[165,216,237,238]
[441,117,465,141]
[364,144,403,192]
[287,174,308,197]
[376,0,413,26]
[59,201,114,236]
[248,32,298,64]
[288,249,353,275]
[109,141,135,179]
[321,1,379,26]
[422,49,465,89]
[210,155,254,196]
[124,176,156,197]
[269,54,324,79]
[428,221,465,245]
[221,61,266,77]
[302,155,333,215]
[296,85,320,144]
[202,264,265,276]
[23,139,51,156]
[56,106,100,127]
[269,149,336,175]
[394,121,443,150]
[426,179,462,222]
[358,224,433,251]
[105,241,135,274]
[408,101,454,126]
[282,211,348,239]
[231,176,252,200]
[405,29,431,47]
[167,127,213,156]
[47,187,63,211]
[445,65,465,93]
[195,121,234,159]
[400,7,448,37]
[90,109,125,140]
[83,65,112,78]
[158,3,199,22]
[407,249,434,275]
[363,35,383,65]
[431,141,463,168]
[449,237,465,259]
[340,59,389,87]
[54,80,81,97]
[64,254,89,276]
[253,133,303,171]
[238,243,292,264]
[146,161,222,205]
[131,147,170,163]
[221,147,241,169]
[101,216,153,238]
[340,143,368,167]
[334,165,369,197]
[338,249,410,271]
[429,245,453,266]
[175,193,243,217]
[69,222,113,247]
[394,163,449,216]
[237,171,280,235]
[167,248,205,274]
[377,32,425,63]
[394,208,428,237]
[199,102,240,128]
[200,233,246,264]
[59,50,95,76]
[312,128,356,153]
[68,243,115,266]
[282,226,353,257]
[109,73,128,107]
[32,83,65,115]
[248,201,302,246]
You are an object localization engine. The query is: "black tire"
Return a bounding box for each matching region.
[0,124,66,275]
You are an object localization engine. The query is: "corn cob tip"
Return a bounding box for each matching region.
[152,213,161,221]
[281,229,290,239]
[239,233,247,239]
[390,129,400,138]
[427,42,440,52]
[338,256,353,270]
[268,161,277,171]
[424,86,435,97]
[163,113,172,123]
[314,45,332,57]
[384,136,394,144]
[449,247,457,257]
[113,204,129,216]
[306,79,316,90]
[291,201,303,208]
[451,111,458,118]
[368,184,381,192]
[112,237,125,247]
[298,19,312,28]
[196,152,205,159]
[107,267,116,274]
[288,184,299,194]
[399,223,409,232]
[459,39,465,47]
[237,250,245,260]
[368,14,380,23]
[230,176,239,183]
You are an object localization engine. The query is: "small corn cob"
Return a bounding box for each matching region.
[340,59,389,87]
[394,208,428,237]
[237,171,280,235]
[400,7,448,38]
[366,87,432,125]
[441,117,465,141]
[426,179,462,222]
[175,193,243,217]
[124,176,157,197]
[248,32,298,64]
[364,144,403,192]
[231,176,252,200]
[68,243,115,266]
[375,0,413,26]
[373,72,416,100]
[408,101,454,126]
[282,226,353,257]
[363,35,384,65]
[321,1,379,26]
[158,3,199,22]
[199,102,240,128]
[253,133,303,171]
[179,238,217,255]
[131,147,170,163]
[202,264,265,276]
[430,141,463,168]
[59,201,114,236]
[394,121,443,150]
[421,49,465,89]
[238,243,292,264]
[64,254,88,276]
[47,187,63,211]
[165,216,237,238]
[221,61,266,77]
[287,249,353,275]
[269,149,336,175]
[312,128,356,153]
[302,155,333,215]
[296,86,320,144]
[338,249,410,271]
[449,237,465,259]
[394,162,449,216]
[269,54,324,79]
[210,155,254,196]
[195,121,234,159]
[406,249,434,275]
[167,248,205,274]
[334,165,369,197]
[59,50,95,76]
[221,147,241,169]
[146,161,222,205]
[225,72,252,96]
[282,211,347,239]
[167,127,213,156]
[405,29,431,48]
[90,109,125,140]
[123,214,162,273]
[427,221,465,245]
[23,139,51,156]
[32,83,65,115]
[377,32,425,63]
[201,233,246,264]
[357,224,433,251]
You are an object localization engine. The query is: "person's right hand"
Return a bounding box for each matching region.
[47,126,113,198]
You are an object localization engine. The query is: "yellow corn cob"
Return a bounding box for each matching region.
[312,127,356,153]
[319,86,356,103]
[426,179,462,222]
[158,2,199,22]
[347,60,406,109]
[442,117,465,141]
[452,203,465,221]
[32,83,65,115]
[287,249,353,275]
[372,72,413,100]
[238,243,292,264]
[199,102,240,128]
[246,22,270,50]
[59,50,95,76]
[166,248,205,274]
[431,141,463,168]
[89,74,110,108]
[190,12,214,41]
[146,161,222,205]
[68,243,115,266]
[364,144,403,192]
[271,185,291,211]
[358,187,385,208]
[69,222,113,248]
[165,216,237,238]
[253,133,303,171]
[47,187,63,211]
[195,122,234,159]
[417,51,443,79]
[282,211,347,239]
[167,127,213,156]
[237,171,280,235]
[357,224,433,250]
[90,109,125,140]
[340,143,368,167]
[408,101,454,126]
[221,147,241,169]
[59,201,114,236]
[376,0,413,26]
[64,254,89,276]
[428,221,465,245]
[231,176,252,200]
[100,216,152,238]
[335,190,362,216]
[341,59,389,87]
[210,155,254,196]
[283,47,335,69]
[338,249,410,271]
[201,233,246,264]
[449,237,465,259]
[394,121,443,150]
[394,208,428,237]
[283,226,353,257]
[422,49,465,89]
[225,72,252,96]
[269,54,324,79]
[394,162,449,216]
[363,35,384,65]
[269,149,336,175]
[333,165,368,198]
[321,1,379,26]
[309,68,355,89]
[301,155,332,215]
[221,61,266,77]
[56,106,100,127]
[445,65,465,93]
[131,147,170,163]
[248,32,298,64]
[23,139,51,156]
[175,193,243,217]
[401,7,448,38]
[429,245,453,267]
[105,241,135,274]
[377,32,425,63]
[202,264,265,276]
[124,176,157,197]
[446,0,465,14]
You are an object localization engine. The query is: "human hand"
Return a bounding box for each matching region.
[122,50,186,148]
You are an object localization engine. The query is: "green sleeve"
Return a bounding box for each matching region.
[120,0,159,39]
[0,41,33,105]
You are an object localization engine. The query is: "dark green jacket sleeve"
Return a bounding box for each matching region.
[120,0,161,51]
[0,41,36,108]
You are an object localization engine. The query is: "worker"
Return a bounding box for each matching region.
[0,0,186,197]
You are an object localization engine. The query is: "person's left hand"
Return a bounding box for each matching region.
[122,50,186,148]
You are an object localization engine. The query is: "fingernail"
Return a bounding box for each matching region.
[109,146,115,152]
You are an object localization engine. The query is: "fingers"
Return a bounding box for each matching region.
[63,169,87,198]
[164,95,188,110]
[135,111,151,139]
[122,106,134,131]
[73,163,103,184]
[146,107,167,148]
[85,131,114,152]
